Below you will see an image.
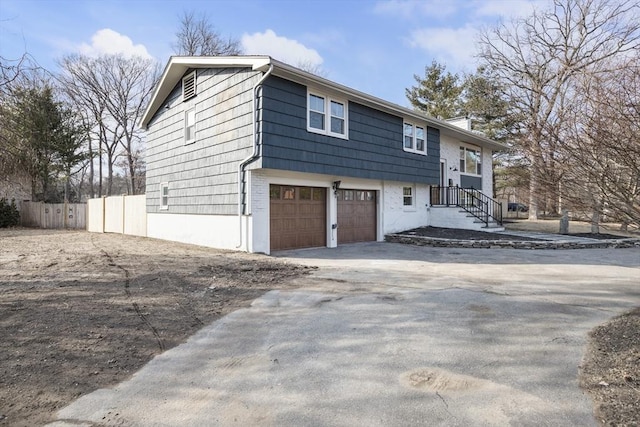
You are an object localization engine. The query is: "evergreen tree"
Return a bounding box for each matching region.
[405,60,463,119]
[0,84,86,202]
[461,66,515,143]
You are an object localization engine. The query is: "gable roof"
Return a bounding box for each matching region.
[140,55,505,151]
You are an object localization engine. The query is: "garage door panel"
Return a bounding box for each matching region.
[270,185,327,251]
[337,189,376,244]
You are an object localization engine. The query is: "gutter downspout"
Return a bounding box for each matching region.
[236,63,274,249]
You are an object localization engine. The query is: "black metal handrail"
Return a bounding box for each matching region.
[430,186,503,226]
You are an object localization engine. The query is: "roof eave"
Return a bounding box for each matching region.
[139,55,271,129]
[140,56,506,152]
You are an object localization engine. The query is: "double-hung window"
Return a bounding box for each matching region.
[185,108,196,144]
[460,145,482,175]
[160,182,169,210]
[403,186,415,209]
[403,122,426,155]
[308,91,348,139]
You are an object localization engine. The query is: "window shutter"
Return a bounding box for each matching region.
[182,72,196,101]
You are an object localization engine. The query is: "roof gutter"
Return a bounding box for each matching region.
[236,63,274,249]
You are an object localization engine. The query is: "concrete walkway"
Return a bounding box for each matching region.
[498,230,613,243]
[49,243,640,427]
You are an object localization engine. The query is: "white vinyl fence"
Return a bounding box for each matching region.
[87,195,147,237]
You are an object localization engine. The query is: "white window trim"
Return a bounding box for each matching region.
[403,121,427,155]
[307,90,348,140]
[459,143,482,176]
[182,71,196,101]
[160,182,169,210]
[185,107,196,145]
[402,185,416,211]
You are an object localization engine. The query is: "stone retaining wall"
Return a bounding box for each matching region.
[385,234,640,250]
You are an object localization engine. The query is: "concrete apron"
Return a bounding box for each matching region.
[49,243,640,427]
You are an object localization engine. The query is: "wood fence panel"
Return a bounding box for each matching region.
[19,201,41,227]
[42,203,65,229]
[67,204,86,229]
[18,202,86,229]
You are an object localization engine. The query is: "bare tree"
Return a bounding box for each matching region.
[563,56,640,228]
[1,54,29,96]
[58,54,159,196]
[295,60,328,78]
[478,0,640,220]
[173,11,242,56]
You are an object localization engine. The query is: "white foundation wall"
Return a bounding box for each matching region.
[147,213,250,251]
[381,182,431,234]
[249,169,432,254]
[428,207,487,231]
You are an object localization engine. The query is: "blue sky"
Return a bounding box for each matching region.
[0,0,549,106]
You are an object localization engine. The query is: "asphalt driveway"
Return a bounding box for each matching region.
[50,243,640,426]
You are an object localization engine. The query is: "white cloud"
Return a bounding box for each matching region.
[408,25,479,69]
[241,29,323,67]
[79,29,152,59]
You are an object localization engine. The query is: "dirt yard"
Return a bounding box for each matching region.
[1,226,638,426]
[0,229,311,426]
[581,308,640,426]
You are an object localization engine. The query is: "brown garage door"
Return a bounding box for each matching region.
[337,189,376,244]
[270,185,327,251]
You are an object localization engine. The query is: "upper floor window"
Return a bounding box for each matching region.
[403,122,426,155]
[185,108,196,144]
[307,91,348,139]
[460,145,482,175]
[182,71,196,101]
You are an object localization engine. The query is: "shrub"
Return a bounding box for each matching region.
[0,198,20,228]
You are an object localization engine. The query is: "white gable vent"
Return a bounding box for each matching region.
[182,71,196,101]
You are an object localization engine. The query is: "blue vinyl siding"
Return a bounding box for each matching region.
[461,175,482,189]
[260,76,439,184]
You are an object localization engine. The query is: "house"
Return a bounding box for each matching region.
[140,56,505,254]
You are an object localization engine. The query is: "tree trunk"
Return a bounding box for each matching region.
[128,152,136,195]
[106,153,113,196]
[98,145,103,197]
[559,209,569,234]
[528,160,539,221]
[591,210,600,234]
[88,138,94,198]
